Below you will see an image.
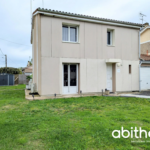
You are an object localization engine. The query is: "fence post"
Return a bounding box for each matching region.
[8,74,9,85]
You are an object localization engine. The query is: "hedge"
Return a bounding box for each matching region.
[0,67,21,74]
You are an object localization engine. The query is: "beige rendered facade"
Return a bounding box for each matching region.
[31,8,142,96]
[140,26,150,54]
[140,26,150,43]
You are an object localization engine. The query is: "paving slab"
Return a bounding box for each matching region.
[25,89,150,100]
[119,94,150,99]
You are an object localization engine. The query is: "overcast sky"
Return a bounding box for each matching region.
[0,0,149,68]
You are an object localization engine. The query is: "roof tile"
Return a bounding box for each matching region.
[141,54,150,61]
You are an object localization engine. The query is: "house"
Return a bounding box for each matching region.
[31,8,142,96]
[22,61,33,76]
[140,23,150,90]
[22,66,32,76]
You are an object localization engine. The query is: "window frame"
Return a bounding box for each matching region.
[62,24,79,43]
[107,29,115,46]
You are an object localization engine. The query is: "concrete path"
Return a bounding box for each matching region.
[119,94,150,99]
[25,89,102,100]
[25,89,150,100]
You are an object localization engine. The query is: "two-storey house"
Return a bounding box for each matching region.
[31,8,142,96]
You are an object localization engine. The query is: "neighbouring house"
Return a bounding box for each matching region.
[22,61,33,76]
[140,22,150,90]
[22,66,32,76]
[31,8,142,96]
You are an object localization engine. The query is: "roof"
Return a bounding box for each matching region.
[140,26,150,34]
[22,66,32,71]
[24,69,32,73]
[141,54,150,61]
[33,7,142,27]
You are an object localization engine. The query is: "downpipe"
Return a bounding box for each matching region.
[139,30,142,92]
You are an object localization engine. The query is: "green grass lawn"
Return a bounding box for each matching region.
[0,84,25,91]
[0,85,150,150]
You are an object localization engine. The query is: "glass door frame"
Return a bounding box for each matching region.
[62,63,78,94]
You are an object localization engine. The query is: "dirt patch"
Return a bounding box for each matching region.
[129,121,144,126]
[1,105,16,110]
[27,140,45,150]
[18,101,29,105]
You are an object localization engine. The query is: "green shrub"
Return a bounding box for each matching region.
[0,67,21,74]
[26,75,32,81]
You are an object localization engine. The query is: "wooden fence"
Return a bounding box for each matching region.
[14,74,28,85]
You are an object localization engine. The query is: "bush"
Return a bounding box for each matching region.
[26,75,32,81]
[0,67,21,74]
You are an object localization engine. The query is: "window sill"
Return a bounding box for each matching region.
[107,45,115,47]
[62,41,80,44]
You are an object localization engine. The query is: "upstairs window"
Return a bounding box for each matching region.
[62,25,78,42]
[107,29,115,46]
[129,65,131,74]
